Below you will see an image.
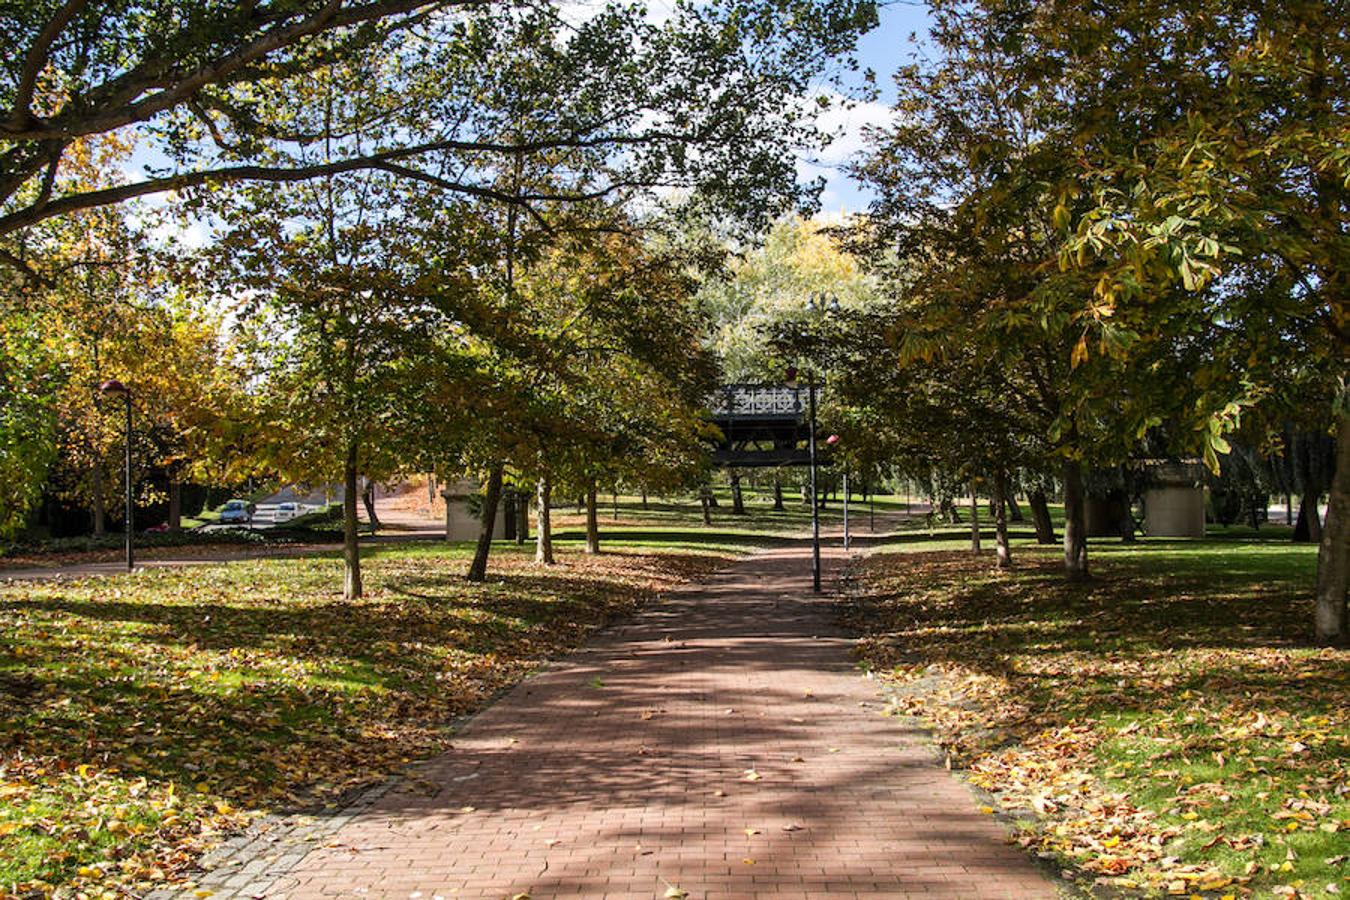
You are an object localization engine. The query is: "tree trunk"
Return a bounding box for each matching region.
[1297,491,1323,544]
[467,465,504,581]
[993,469,1012,569]
[168,480,182,532]
[969,484,982,552]
[707,491,719,508]
[641,488,648,510]
[612,490,619,521]
[1030,489,1055,544]
[1120,491,1136,544]
[515,491,529,545]
[1006,492,1024,522]
[361,479,380,532]
[1314,409,1349,643]
[1285,493,1294,525]
[773,478,785,511]
[535,477,554,564]
[92,465,106,536]
[1062,459,1089,581]
[731,473,746,515]
[343,446,363,600]
[585,479,600,554]
[699,486,713,525]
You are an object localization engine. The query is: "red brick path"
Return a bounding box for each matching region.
[269,543,1058,899]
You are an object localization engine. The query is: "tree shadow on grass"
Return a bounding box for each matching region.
[847,545,1342,749]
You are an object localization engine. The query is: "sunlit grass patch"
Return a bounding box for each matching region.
[0,541,733,896]
[847,539,1348,898]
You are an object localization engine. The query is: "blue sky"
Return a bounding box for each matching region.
[805,0,932,214]
[135,1,934,247]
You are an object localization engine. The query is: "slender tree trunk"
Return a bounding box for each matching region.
[1120,490,1136,544]
[699,486,713,525]
[361,479,380,532]
[1006,492,1024,522]
[773,478,785,511]
[1285,493,1294,525]
[515,491,528,545]
[641,488,648,510]
[969,484,982,552]
[1314,409,1349,643]
[612,490,619,521]
[1030,489,1055,544]
[343,445,363,600]
[92,465,106,536]
[585,479,600,554]
[467,465,504,581]
[731,473,746,515]
[993,469,1012,568]
[1062,459,1089,581]
[535,477,554,564]
[1301,491,1324,544]
[168,480,182,532]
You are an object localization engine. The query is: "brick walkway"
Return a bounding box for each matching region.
[224,542,1058,899]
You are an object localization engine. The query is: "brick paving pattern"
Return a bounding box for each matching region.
[209,542,1058,899]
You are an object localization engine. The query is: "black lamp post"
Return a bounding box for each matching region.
[785,364,820,593]
[99,379,133,571]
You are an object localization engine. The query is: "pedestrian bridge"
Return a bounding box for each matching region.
[707,384,815,468]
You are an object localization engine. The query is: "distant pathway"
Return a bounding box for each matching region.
[208,539,1056,899]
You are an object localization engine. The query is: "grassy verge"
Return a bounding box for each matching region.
[0,538,741,896]
[846,539,1348,899]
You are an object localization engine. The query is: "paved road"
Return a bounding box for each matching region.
[198,539,1055,899]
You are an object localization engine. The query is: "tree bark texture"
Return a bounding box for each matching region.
[467,464,504,582]
[515,491,529,544]
[1062,459,1089,581]
[1030,488,1055,544]
[969,484,982,552]
[585,479,600,554]
[773,478,785,511]
[1296,492,1323,544]
[168,480,182,532]
[361,479,380,532]
[993,470,1012,568]
[343,446,363,600]
[92,464,106,536]
[535,477,554,564]
[731,473,746,515]
[1314,409,1348,643]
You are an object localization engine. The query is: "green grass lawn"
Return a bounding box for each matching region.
[0,537,748,896]
[847,538,1348,899]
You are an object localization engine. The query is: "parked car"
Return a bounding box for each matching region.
[273,501,302,523]
[218,499,255,525]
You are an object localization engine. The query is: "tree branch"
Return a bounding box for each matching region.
[7,0,89,131]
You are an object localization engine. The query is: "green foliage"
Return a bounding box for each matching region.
[0,312,58,536]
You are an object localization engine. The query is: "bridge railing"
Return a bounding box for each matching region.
[707,384,806,418]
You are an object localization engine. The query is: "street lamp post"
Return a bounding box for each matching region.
[99,380,133,571]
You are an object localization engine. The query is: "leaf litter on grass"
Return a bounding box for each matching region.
[0,545,731,897]
[845,543,1349,898]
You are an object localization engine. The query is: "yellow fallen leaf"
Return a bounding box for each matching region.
[664,887,688,899]
[979,806,994,814]
[742,858,755,864]
[742,769,761,782]
[744,827,760,836]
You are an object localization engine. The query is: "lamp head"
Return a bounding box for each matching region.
[99,379,130,398]
[785,365,799,387]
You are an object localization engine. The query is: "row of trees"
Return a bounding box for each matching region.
[1,0,881,595]
[811,0,1344,642]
